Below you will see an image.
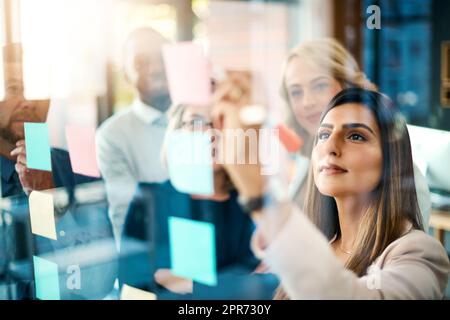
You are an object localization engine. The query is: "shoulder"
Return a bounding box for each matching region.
[380,229,449,279]
[384,229,446,259]
[96,108,134,139]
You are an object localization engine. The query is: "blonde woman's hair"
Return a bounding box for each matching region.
[280,38,377,155]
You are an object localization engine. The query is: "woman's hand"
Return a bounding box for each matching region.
[211,71,265,198]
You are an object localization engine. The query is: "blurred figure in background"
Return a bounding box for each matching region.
[0,48,91,198]
[96,27,171,246]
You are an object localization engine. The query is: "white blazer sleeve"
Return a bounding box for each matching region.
[255,207,449,299]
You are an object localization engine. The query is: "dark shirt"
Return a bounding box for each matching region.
[119,181,269,298]
[1,148,100,198]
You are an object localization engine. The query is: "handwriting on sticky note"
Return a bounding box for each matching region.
[33,256,60,300]
[120,284,156,300]
[65,125,101,177]
[29,191,57,240]
[167,130,214,196]
[162,42,211,106]
[24,122,52,171]
[277,124,303,153]
[168,216,217,286]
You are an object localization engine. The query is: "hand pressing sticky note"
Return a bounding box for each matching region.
[29,191,57,240]
[33,256,60,300]
[120,284,156,300]
[168,216,217,286]
[65,125,101,177]
[24,122,52,171]
[162,42,211,106]
[277,124,304,153]
[167,130,214,196]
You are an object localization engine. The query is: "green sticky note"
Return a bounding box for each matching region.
[168,216,217,286]
[167,130,214,196]
[33,256,60,300]
[24,122,52,171]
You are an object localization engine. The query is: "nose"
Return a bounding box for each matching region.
[301,89,317,111]
[323,132,341,157]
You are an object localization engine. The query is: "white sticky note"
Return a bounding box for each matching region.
[120,284,156,300]
[29,191,57,240]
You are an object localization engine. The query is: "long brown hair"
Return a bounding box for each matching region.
[275,88,423,299]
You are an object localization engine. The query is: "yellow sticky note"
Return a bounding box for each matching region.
[29,191,57,240]
[120,284,156,300]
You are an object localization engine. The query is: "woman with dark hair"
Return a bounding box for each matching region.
[212,84,449,299]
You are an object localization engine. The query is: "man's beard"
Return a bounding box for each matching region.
[0,124,23,145]
[141,91,172,113]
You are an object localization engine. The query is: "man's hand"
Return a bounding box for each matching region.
[10,140,54,194]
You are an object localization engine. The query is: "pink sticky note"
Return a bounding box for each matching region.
[162,42,211,106]
[65,125,101,177]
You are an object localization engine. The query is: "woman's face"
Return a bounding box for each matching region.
[181,105,222,170]
[180,105,231,199]
[312,103,383,198]
[180,106,213,131]
[284,57,343,136]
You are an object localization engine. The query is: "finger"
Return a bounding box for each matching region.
[15,163,27,175]
[16,153,27,166]
[16,140,25,147]
[10,147,20,157]
[10,145,26,157]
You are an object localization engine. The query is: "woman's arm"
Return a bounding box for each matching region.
[254,204,449,299]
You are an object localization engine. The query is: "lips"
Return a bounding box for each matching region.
[319,163,348,175]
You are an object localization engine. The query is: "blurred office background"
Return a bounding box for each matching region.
[1,0,449,299]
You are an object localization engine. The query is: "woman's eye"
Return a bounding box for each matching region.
[348,133,366,141]
[313,82,330,91]
[318,131,330,140]
[290,89,302,98]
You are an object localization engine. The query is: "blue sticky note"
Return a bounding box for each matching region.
[33,256,60,300]
[24,123,52,171]
[167,130,214,195]
[168,216,217,286]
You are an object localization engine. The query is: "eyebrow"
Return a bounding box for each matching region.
[288,76,331,89]
[310,76,330,84]
[320,122,376,135]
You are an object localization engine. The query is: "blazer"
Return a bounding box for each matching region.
[254,207,450,299]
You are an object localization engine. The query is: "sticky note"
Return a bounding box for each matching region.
[65,125,101,177]
[24,122,52,171]
[277,124,303,153]
[162,42,211,106]
[29,191,57,240]
[168,216,217,286]
[33,256,60,300]
[120,284,156,300]
[167,130,214,195]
